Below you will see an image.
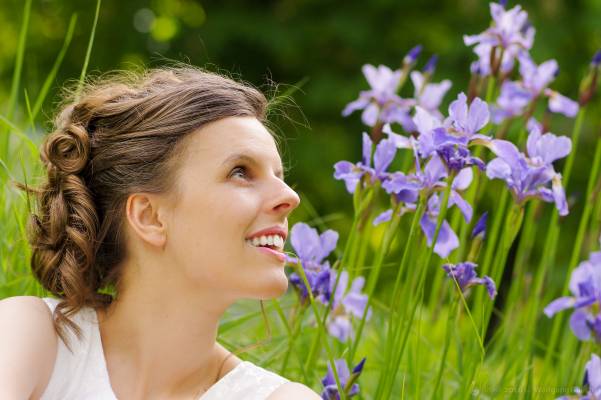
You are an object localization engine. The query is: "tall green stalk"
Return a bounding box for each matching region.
[76,0,102,100]
[519,108,587,378]
[430,291,460,399]
[295,261,347,400]
[379,178,455,399]
[543,119,601,376]
[304,186,373,374]
[373,199,426,399]
[2,0,31,160]
[349,202,403,363]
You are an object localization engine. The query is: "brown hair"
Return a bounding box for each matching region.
[16,66,273,348]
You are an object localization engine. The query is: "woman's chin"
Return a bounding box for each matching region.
[256,272,289,299]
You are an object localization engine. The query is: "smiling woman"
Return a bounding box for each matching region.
[0,66,321,399]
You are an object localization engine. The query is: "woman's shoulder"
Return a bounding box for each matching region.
[229,360,320,399]
[0,296,58,399]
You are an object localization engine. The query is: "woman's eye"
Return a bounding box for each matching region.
[230,166,249,179]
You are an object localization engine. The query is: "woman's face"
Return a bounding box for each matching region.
[163,116,300,300]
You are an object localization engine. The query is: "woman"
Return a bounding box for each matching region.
[0,66,321,399]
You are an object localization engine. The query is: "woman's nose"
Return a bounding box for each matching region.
[271,179,300,214]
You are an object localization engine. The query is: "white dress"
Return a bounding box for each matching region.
[39,297,289,400]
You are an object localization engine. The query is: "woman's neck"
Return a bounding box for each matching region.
[96,270,241,399]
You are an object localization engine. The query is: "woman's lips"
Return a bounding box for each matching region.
[248,243,286,262]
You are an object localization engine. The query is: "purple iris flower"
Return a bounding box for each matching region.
[286,223,339,304]
[334,132,397,194]
[464,3,535,76]
[321,357,366,400]
[418,155,474,258]
[409,70,452,125]
[374,138,474,257]
[326,270,373,342]
[492,52,579,123]
[558,353,601,400]
[580,353,601,399]
[486,124,571,216]
[376,152,473,257]
[414,93,490,171]
[382,123,413,150]
[582,353,601,399]
[469,42,521,76]
[544,236,601,341]
[342,64,416,127]
[442,261,497,299]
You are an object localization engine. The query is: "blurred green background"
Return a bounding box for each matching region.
[1,0,600,264]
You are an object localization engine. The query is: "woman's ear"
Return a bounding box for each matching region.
[125,193,168,249]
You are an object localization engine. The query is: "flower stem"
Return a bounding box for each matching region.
[279,300,307,375]
[543,115,600,374]
[271,299,311,383]
[379,177,455,399]
[519,108,587,372]
[430,291,460,399]
[295,261,347,400]
[373,198,426,399]
[349,202,403,363]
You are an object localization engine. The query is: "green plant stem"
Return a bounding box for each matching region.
[376,198,426,398]
[31,15,78,120]
[271,299,311,383]
[543,117,600,373]
[379,179,455,399]
[373,199,426,399]
[349,202,403,363]
[76,0,101,100]
[295,262,347,400]
[483,203,524,337]
[430,293,460,399]
[303,258,345,374]
[519,108,586,380]
[496,201,538,345]
[2,0,31,160]
[279,300,307,374]
[304,188,373,374]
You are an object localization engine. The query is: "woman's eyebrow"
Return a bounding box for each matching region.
[222,153,285,179]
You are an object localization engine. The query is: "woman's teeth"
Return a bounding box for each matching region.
[246,234,284,250]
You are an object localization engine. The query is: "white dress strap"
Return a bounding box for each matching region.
[39,297,117,400]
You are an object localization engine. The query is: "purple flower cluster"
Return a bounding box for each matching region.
[286,223,338,304]
[492,52,579,123]
[545,236,601,341]
[342,45,454,133]
[442,261,497,299]
[413,93,490,171]
[333,132,397,194]
[342,64,415,128]
[326,270,373,342]
[321,357,366,400]
[339,89,494,258]
[464,2,535,76]
[486,124,571,216]
[285,223,372,342]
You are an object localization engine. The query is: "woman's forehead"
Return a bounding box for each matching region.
[186,117,282,167]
